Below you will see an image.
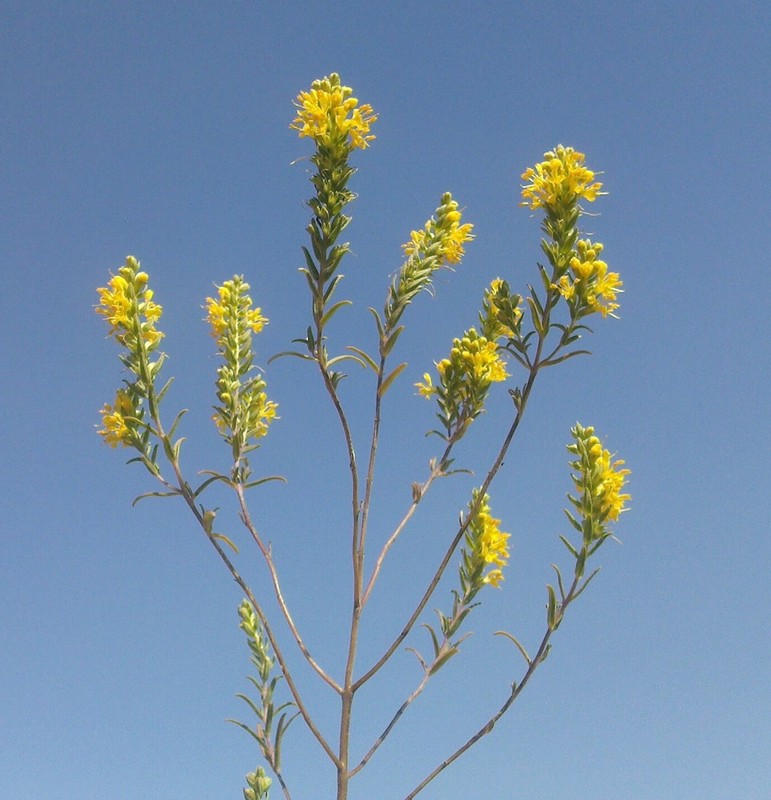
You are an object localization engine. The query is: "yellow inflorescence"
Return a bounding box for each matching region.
[96,259,163,346]
[205,283,267,341]
[438,333,508,385]
[588,437,631,522]
[291,74,377,149]
[575,427,631,523]
[468,493,511,588]
[555,239,623,317]
[482,279,523,340]
[97,389,134,448]
[520,145,604,210]
[403,198,474,265]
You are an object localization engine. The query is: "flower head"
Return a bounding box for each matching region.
[96,257,164,347]
[464,490,511,589]
[403,195,474,265]
[554,239,623,317]
[567,423,630,544]
[421,327,508,439]
[480,278,523,341]
[291,73,377,150]
[97,389,136,448]
[520,145,604,211]
[208,276,276,455]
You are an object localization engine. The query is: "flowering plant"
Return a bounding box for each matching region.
[96,74,629,800]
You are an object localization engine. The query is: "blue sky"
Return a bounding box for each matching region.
[2,2,769,799]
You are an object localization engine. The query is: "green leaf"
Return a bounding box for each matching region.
[194,473,232,496]
[226,718,263,746]
[541,349,592,368]
[321,299,352,327]
[429,646,459,675]
[368,307,385,340]
[422,622,441,658]
[379,362,407,396]
[546,584,558,630]
[323,273,345,302]
[268,350,315,364]
[242,475,287,491]
[494,630,532,665]
[552,563,566,601]
[347,346,379,373]
[572,567,602,601]
[559,531,580,554]
[527,296,545,336]
[235,693,262,720]
[156,376,175,403]
[574,547,587,578]
[382,325,404,357]
[212,532,239,553]
[131,490,179,506]
[300,246,319,280]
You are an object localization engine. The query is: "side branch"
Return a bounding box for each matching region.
[235,482,343,695]
[402,570,583,800]
[354,361,541,692]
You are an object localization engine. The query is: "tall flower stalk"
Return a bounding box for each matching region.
[96,76,631,800]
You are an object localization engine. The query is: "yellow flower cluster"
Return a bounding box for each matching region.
[587,437,631,522]
[290,73,377,150]
[403,197,474,265]
[97,389,135,448]
[207,276,277,449]
[520,145,604,211]
[438,332,508,384]
[206,283,267,341]
[481,278,523,340]
[416,329,508,399]
[467,492,511,588]
[554,239,623,317]
[570,424,631,528]
[96,261,163,346]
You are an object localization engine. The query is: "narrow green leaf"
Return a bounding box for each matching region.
[541,349,592,367]
[429,647,459,675]
[347,346,379,373]
[527,296,545,336]
[422,623,441,658]
[378,362,407,396]
[131,490,179,506]
[226,719,261,745]
[235,694,262,720]
[546,584,558,630]
[212,532,239,553]
[382,325,404,356]
[559,531,580,554]
[494,630,532,665]
[268,350,315,364]
[368,307,385,339]
[300,246,319,280]
[321,299,352,327]
[572,567,602,601]
[156,377,175,403]
[242,475,287,491]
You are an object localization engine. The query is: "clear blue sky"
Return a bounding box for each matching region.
[2,2,769,799]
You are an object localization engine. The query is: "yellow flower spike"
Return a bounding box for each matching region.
[568,423,631,536]
[97,389,135,448]
[207,275,277,455]
[290,73,377,150]
[465,490,511,588]
[96,275,132,335]
[520,145,604,211]
[96,258,164,347]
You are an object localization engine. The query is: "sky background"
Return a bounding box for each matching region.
[2,2,769,799]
